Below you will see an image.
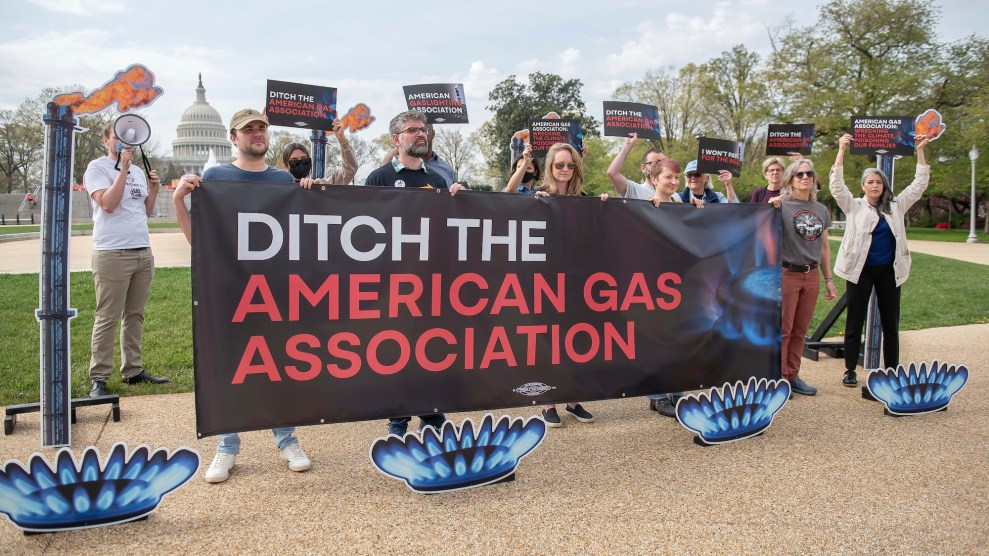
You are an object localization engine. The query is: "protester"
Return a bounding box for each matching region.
[830,132,931,386]
[770,159,837,395]
[84,121,168,398]
[172,108,312,483]
[503,144,541,193]
[283,120,358,188]
[750,157,786,203]
[366,110,464,435]
[678,160,739,206]
[606,132,669,201]
[378,125,456,187]
[522,141,597,426]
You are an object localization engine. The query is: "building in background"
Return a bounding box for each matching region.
[168,74,230,175]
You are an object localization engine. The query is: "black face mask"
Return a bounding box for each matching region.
[288,158,312,180]
[522,171,536,183]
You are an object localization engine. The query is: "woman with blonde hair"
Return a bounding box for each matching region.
[770,158,837,396]
[506,142,595,427]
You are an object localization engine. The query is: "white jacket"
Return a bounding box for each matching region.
[829,164,930,287]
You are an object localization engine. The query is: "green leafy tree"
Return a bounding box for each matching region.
[482,72,600,184]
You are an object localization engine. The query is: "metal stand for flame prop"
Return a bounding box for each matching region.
[3,103,121,444]
[803,154,895,403]
[310,129,327,180]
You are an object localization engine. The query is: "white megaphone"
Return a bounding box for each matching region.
[113,114,153,173]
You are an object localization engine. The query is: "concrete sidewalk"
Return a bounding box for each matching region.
[2,324,987,554]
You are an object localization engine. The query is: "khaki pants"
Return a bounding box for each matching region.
[89,248,155,381]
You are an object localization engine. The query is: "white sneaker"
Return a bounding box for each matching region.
[280,443,311,472]
[204,452,236,483]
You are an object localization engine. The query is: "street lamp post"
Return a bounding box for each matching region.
[968,145,979,243]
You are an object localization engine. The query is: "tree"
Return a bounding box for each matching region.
[432,128,479,184]
[482,72,600,184]
[266,130,309,168]
[699,45,772,157]
[614,64,707,152]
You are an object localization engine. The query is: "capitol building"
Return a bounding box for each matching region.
[169,74,231,174]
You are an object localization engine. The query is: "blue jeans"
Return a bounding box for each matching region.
[216,427,297,455]
[387,415,446,436]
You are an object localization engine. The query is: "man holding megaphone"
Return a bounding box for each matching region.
[83,118,169,398]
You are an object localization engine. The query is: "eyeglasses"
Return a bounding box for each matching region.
[765,168,782,173]
[553,162,577,170]
[288,157,310,166]
[686,172,702,178]
[794,170,816,179]
[399,126,430,135]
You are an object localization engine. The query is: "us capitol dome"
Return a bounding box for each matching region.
[169,74,231,174]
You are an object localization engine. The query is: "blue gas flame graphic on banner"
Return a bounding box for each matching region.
[867,360,968,416]
[370,414,546,493]
[676,377,790,445]
[0,443,199,532]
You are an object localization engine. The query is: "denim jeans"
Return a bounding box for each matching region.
[216,427,297,455]
[387,414,446,436]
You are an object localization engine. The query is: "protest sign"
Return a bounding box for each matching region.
[766,124,814,155]
[265,80,337,131]
[849,116,915,156]
[696,137,745,177]
[528,119,583,158]
[603,101,661,140]
[403,83,468,124]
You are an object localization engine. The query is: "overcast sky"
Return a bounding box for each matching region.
[1,0,983,162]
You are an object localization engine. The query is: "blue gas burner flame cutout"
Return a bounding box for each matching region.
[867,360,968,416]
[713,266,781,348]
[676,377,790,445]
[370,414,546,494]
[0,443,199,532]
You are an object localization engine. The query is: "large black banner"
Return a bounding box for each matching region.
[192,184,782,437]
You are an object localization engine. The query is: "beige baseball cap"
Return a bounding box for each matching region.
[229,108,269,130]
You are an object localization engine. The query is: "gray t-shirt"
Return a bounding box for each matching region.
[782,199,832,266]
[621,179,654,200]
[202,163,295,183]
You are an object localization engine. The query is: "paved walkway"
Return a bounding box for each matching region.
[2,324,987,553]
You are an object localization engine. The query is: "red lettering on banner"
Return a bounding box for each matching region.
[389,274,424,318]
[551,324,561,365]
[327,332,361,378]
[285,334,322,381]
[480,326,517,368]
[464,327,475,369]
[289,274,339,321]
[431,274,443,316]
[620,273,654,311]
[490,274,528,314]
[232,336,282,384]
[517,325,548,365]
[367,330,410,375]
[533,273,565,313]
[603,321,635,360]
[416,328,457,372]
[450,273,488,316]
[232,275,282,322]
[565,323,600,363]
[657,272,682,310]
[585,272,618,311]
[350,274,381,319]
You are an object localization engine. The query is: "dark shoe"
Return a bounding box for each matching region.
[123,370,169,385]
[790,375,817,396]
[842,370,858,387]
[564,403,595,423]
[541,407,562,428]
[90,380,107,397]
[650,396,677,418]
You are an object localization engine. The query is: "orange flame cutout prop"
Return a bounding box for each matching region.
[50,64,163,115]
[337,103,375,133]
[914,109,946,142]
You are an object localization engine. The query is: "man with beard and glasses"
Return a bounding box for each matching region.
[365,110,463,437]
[172,108,312,484]
[365,110,454,190]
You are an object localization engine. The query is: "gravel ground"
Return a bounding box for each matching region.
[2,324,987,555]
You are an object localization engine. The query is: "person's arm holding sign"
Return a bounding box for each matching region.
[505,145,534,193]
[717,170,738,203]
[606,134,637,197]
[325,120,358,185]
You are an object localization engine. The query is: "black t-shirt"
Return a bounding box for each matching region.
[364,160,449,189]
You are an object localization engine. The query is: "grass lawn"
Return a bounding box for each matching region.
[0,268,192,406]
[1,251,986,405]
[0,222,178,235]
[828,226,985,243]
